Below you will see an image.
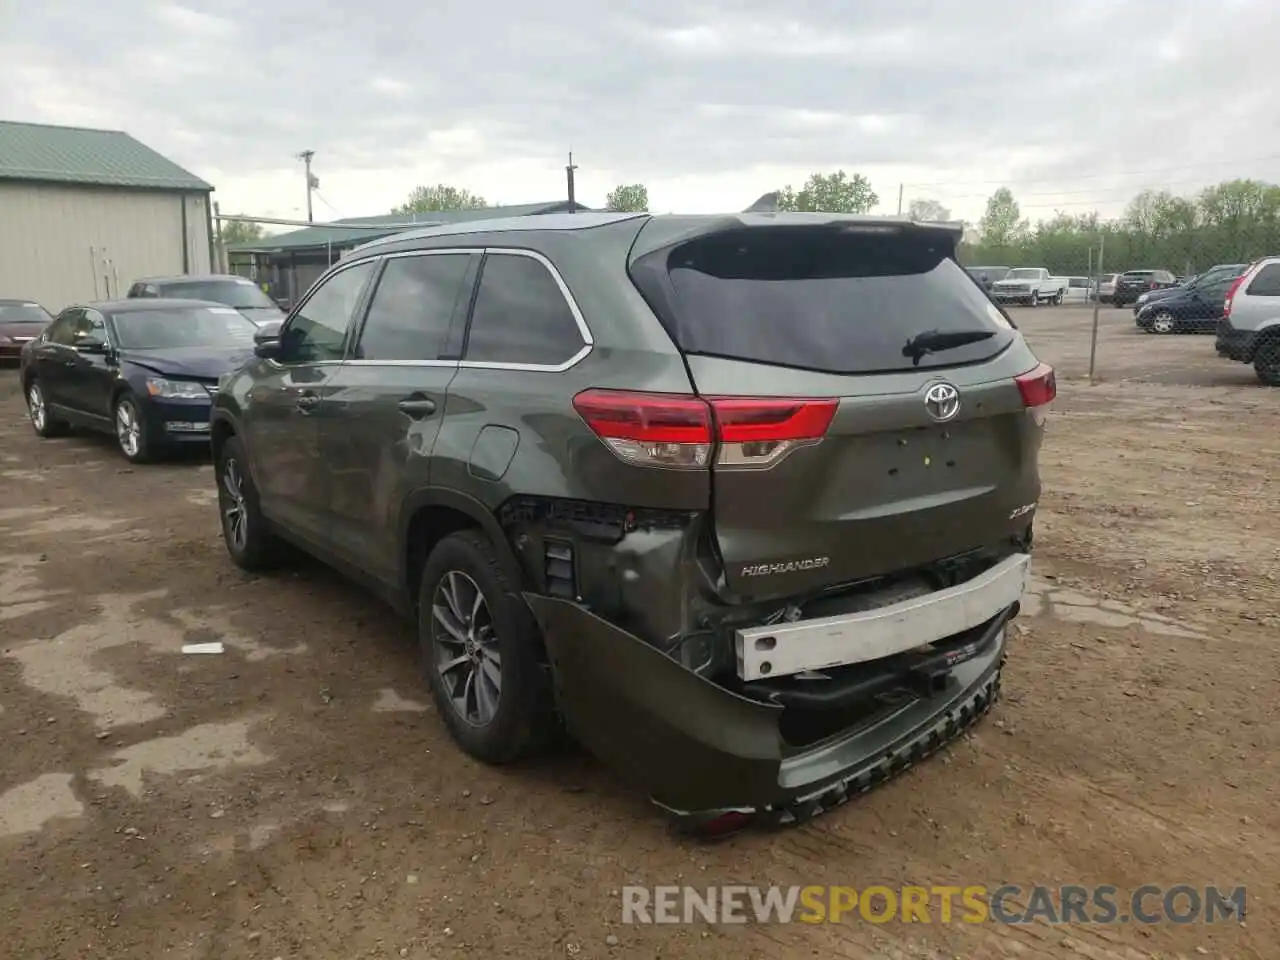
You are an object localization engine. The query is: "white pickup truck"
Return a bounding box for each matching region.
[989,267,1069,307]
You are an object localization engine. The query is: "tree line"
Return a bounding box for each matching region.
[961,180,1280,275]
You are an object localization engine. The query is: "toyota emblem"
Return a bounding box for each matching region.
[924,381,961,422]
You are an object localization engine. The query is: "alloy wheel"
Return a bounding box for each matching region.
[220,457,249,552]
[431,570,501,726]
[1152,313,1175,334]
[28,384,46,431]
[116,400,141,457]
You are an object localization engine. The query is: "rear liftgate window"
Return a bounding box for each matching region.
[635,227,1016,374]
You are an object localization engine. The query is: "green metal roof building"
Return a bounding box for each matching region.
[0,120,214,311]
[225,201,587,306]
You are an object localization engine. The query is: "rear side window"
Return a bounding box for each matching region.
[634,227,1015,374]
[464,253,586,367]
[1246,264,1280,297]
[355,253,473,361]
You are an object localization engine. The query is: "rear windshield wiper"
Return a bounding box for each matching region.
[902,329,996,366]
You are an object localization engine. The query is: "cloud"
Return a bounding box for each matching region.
[0,0,1277,222]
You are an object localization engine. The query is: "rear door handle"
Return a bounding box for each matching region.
[397,395,436,418]
[296,392,321,413]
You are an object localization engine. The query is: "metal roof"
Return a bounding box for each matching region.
[0,120,213,192]
[228,201,589,253]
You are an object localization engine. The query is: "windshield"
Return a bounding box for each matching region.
[637,227,1015,375]
[159,279,279,309]
[1005,269,1042,279]
[112,307,259,350]
[0,302,53,324]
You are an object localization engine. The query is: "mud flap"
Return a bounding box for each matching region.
[524,594,786,812]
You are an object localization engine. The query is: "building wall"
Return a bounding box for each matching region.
[0,182,211,312]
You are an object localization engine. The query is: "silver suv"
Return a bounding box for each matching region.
[1215,257,1280,385]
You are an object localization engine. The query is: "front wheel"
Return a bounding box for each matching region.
[1151,312,1177,335]
[1027,293,1039,308]
[419,530,557,764]
[216,435,286,571]
[114,393,155,463]
[26,381,67,438]
[1254,341,1280,386]
[1053,290,1064,306]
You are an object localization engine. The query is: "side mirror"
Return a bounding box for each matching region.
[253,321,283,359]
[72,337,108,354]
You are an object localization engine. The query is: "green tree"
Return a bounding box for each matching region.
[605,183,649,212]
[393,184,488,214]
[978,187,1028,247]
[775,170,878,214]
[220,219,264,246]
[907,198,951,222]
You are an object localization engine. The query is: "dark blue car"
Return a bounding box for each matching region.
[1134,268,1245,335]
[19,298,268,462]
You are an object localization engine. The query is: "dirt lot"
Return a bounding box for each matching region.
[1,305,1277,960]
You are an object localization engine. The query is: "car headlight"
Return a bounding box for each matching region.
[1136,293,1149,304]
[145,377,210,399]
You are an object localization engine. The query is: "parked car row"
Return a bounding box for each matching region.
[14,212,1057,832]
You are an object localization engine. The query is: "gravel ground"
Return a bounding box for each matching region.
[1,306,1276,959]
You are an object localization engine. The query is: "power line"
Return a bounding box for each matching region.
[314,190,343,219]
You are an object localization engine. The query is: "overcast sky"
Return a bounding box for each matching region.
[3,0,1278,227]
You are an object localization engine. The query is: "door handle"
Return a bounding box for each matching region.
[295,392,321,413]
[397,395,436,418]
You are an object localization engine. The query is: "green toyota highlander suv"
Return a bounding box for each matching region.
[210,211,1054,831]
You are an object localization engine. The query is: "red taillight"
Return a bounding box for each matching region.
[1016,362,1056,408]
[572,389,712,469]
[708,397,838,442]
[1223,269,1252,318]
[572,390,837,469]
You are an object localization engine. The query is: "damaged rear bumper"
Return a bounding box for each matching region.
[525,592,1010,825]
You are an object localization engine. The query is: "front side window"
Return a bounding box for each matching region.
[45,310,83,345]
[464,253,586,367]
[278,261,376,363]
[355,253,473,361]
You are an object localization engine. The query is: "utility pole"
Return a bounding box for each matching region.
[565,151,578,213]
[897,183,904,216]
[298,150,317,222]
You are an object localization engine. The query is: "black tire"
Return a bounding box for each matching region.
[1254,341,1280,387]
[1113,300,1123,309]
[1053,290,1064,306]
[418,530,556,764]
[1151,312,1177,335]
[216,434,286,571]
[1027,293,1039,308]
[25,380,67,438]
[113,392,155,464]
